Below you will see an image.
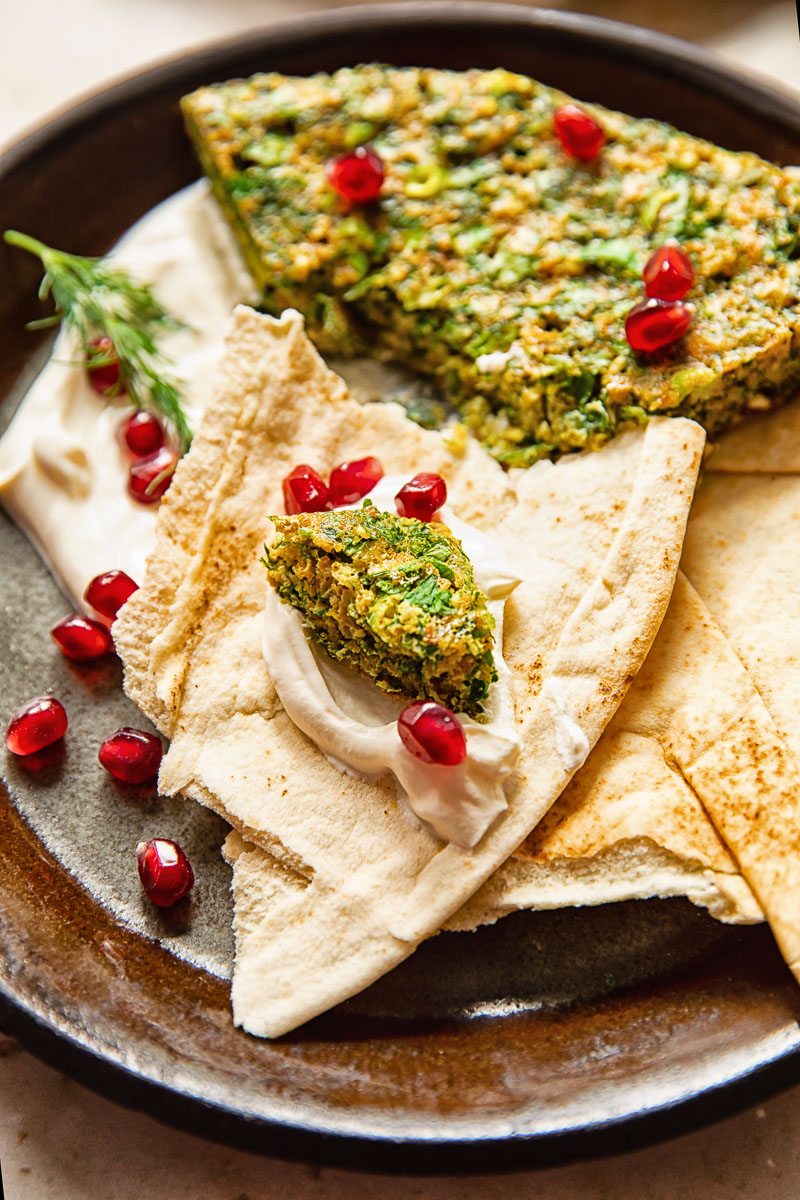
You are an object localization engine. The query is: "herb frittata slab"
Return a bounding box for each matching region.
[263,503,497,718]
[182,66,800,464]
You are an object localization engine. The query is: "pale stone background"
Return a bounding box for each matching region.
[2,1,800,1196]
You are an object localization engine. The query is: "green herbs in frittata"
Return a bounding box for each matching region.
[182,65,800,465]
[263,504,496,718]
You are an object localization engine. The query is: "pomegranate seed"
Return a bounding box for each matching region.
[553,103,606,161]
[128,445,178,505]
[327,146,385,204]
[51,613,114,660]
[282,464,331,514]
[84,570,139,624]
[625,298,693,354]
[86,337,121,396]
[136,838,194,907]
[395,473,447,522]
[643,243,694,301]
[84,569,139,630]
[99,727,162,784]
[121,410,164,457]
[398,701,467,766]
[329,456,384,506]
[5,696,68,756]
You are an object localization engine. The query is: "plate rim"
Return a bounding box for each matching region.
[2,972,800,1174]
[3,1,800,1171]
[3,1,800,175]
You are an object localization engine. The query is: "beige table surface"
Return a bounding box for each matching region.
[2,1,800,1196]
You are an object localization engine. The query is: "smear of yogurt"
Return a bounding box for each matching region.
[542,676,590,772]
[0,181,257,607]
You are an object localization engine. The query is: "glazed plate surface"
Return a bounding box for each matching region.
[2,3,800,1172]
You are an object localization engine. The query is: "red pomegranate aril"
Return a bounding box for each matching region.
[395,473,447,522]
[625,298,693,354]
[84,569,139,623]
[327,146,385,204]
[329,456,384,506]
[282,464,331,514]
[51,614,114,661]
[643,243,694,301]
[128,445,178,505]
[398,701,467,766]
[86,336,121,396]
[136,838,194,907]
[99,727,162,784]
[121,410,165,457]
[553,103,606,161]
[5,696,68,756]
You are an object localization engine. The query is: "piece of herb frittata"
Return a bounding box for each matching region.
[263,504,496,718]
[183,65,800,464]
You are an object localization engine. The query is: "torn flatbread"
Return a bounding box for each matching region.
[227,575,773,943]
[460,572,774,931]
[226,576,767,959]
[114,305,704,1037]
[678,401,800,980]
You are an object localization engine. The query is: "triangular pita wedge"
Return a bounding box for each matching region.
[458,572,774,931]
[225,571,772,945]
[114,305,704,1037]
[450,724,762,930]
[219,568,767,939]
[677,401,800,981]
[227,576,768,967]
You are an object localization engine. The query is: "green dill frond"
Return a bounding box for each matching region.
[4,230,192,452]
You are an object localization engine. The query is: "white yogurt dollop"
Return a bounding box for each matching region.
[262,477,521,848]
[0,181,257,607]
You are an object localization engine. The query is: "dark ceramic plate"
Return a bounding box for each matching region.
[3,3,800,1173]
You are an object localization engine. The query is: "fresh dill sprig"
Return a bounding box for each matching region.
[4,229,192,452]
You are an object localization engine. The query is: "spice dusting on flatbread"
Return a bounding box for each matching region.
[455,588,762,929]
[678,407,800,981]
